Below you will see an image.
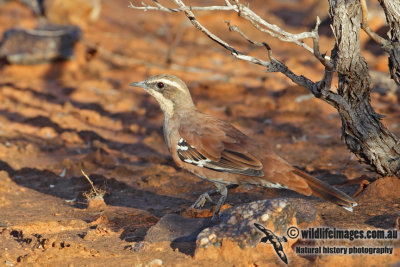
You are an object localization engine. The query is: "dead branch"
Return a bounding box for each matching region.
[360,0,391,49]
[377,0,400,86]
[129,0,330,61]
[360,0,400,86]
[128,1,236,12]
[129,0,336,102]
[81,169,101,196]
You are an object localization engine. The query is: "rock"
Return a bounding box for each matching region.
[0,24,81,64]
[196,198,297,249]
[145,214,212,242]
[358,176,400,202]
[144,214,212,254]
[193,199,310,265]
[146,259,163,267]
[289,198,317,225]
[143,199,316,260]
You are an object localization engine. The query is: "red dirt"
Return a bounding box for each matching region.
[0,0,399,266]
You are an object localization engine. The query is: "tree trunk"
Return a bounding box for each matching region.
[328,0,400,176]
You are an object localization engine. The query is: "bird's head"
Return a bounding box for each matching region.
[130,74,195,117]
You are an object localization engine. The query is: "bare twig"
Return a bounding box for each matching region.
[226,17,333,70]
[128,1,235,12]
[230,0,318,56]
[130,0,341,105]
[172,1,316,88]
[129,0,331,61]
[173,0,243,55]
[225,20,261,46]
[360,0,391,51]
[224,21,328,98]
[81,169,99,195]
[312,17,334,70]
[81,169,106,205]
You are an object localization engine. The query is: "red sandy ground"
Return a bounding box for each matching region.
[0,0,399,266]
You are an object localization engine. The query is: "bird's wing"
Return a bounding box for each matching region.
[177,115,264,177]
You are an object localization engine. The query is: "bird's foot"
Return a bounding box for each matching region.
[190,191,216,209]
[187,183,236,223]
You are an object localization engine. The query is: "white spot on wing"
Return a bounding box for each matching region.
[184,158,211,167]
[177,145,188,151]
[261,181,289,189]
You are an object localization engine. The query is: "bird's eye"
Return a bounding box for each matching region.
[156,82,164,89]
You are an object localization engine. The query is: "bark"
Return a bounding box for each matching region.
[328,0,400,176]
[378,0,400,86]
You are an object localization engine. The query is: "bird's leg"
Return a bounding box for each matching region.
[210,183,229,223]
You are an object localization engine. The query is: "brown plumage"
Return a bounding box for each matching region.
[131,74,357,221]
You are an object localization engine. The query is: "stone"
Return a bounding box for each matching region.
[289,198,317,225]
[144,214,212,255]
[145,214,212,243]
[196,198,298,249]
[0,24,81,64]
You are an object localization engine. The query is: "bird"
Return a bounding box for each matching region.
[254,223,288,264]
[130,74,357,222]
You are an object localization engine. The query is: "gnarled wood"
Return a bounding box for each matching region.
[378,0,400,86]
[328,0,400,176]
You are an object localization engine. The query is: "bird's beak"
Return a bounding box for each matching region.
[130,81,146,88]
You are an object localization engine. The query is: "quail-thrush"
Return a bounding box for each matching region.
[130,74,357,222]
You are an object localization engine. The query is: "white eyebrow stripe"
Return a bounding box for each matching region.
[157,79,187,93]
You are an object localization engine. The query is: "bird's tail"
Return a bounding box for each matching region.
[292,169,357,212]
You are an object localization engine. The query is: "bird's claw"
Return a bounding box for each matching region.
[190,192,214,209]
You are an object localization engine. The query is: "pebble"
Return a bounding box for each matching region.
[208,233,216,242]
[200,237,209,246]
[227,216,237,225]
[147,259,162,267]
[261,213,269,222]
[197,198,298,249]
